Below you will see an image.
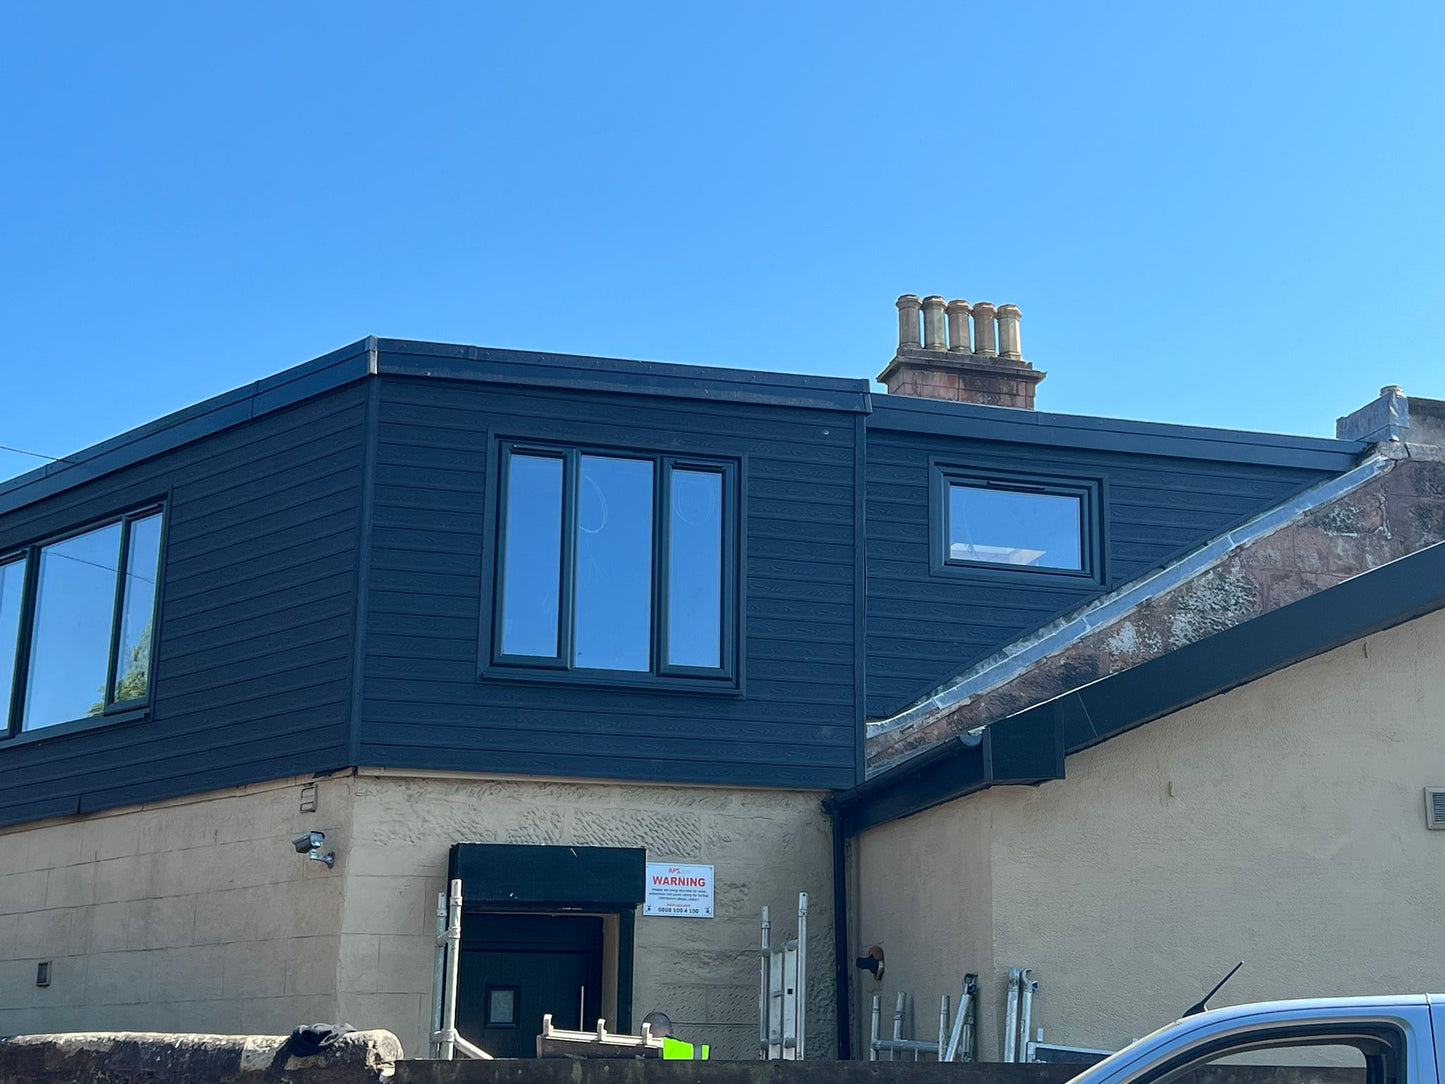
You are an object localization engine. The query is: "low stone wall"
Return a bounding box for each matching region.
[0,1029,401,1084]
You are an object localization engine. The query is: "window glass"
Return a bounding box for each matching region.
[0,558,26,719]
[112,513,163,703]
[23,522,123,730]
[667,469,723,668]
[575,455,653,672]
[500,454,564,658]
[1168,1040,1368,1084]
[948,484,1082,570]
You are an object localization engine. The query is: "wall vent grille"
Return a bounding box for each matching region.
[1425,788,1445,830]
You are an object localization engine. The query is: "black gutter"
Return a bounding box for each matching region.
[835,539,1445,836]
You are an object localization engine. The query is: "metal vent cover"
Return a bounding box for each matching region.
[1425,788,1445,830]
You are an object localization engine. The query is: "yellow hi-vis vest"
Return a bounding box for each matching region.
[661,1037,710,1060]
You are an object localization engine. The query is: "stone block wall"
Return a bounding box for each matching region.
[0,774,349,1037]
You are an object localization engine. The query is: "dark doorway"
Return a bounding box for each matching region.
[446,844,646,1058]
[457,913,604,1059]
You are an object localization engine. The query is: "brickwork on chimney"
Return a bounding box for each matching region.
[879,294,1045,408]
[866,450,1445,775]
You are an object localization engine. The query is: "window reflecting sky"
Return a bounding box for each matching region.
[948,485,1082,570]
[668,469,723,668]
[500,455,563,658]
[24,523,122,729]
[575,455,652,671]
[0,558,25,718]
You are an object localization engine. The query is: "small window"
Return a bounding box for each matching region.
[485,985,520,1028]
[491,443,737,685]
[2,506,165,741]
[933,466,1100,580]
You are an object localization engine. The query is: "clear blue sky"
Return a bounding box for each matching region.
[3,3,1442,483]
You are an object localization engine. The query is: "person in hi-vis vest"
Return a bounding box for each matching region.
[642,1010,709,1060]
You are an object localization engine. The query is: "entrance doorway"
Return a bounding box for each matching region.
[446,843,645,1058]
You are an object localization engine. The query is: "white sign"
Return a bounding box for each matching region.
[643,862,714,918]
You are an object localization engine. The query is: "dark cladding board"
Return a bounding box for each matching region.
[357,374,864,790]
[864,424,1342,718]
[0,385,368,826]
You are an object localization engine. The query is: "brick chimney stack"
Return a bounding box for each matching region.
[878,294,1046,408]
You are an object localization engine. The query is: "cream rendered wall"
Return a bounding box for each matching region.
[0,773,350,1038]
[855,606,1445,1061]
[339,773,835,1060]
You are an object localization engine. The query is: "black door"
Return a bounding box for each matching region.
[457,913,604,1058]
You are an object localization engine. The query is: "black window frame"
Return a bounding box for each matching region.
[0,503,167,745]
[930,461,1104,584]
[483,440,741,691]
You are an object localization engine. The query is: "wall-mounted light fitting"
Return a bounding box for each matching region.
[291,830,335,868]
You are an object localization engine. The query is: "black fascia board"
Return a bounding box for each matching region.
[836,539,1445,836]
[376,339,873,414]
[868,395,1365,472]
[0,338,378,514]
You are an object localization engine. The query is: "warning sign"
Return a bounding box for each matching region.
[643,862,714,918]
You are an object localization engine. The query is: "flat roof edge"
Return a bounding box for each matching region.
[375,340,872,413]
[869,394,1365,468]
[0,339,376,514]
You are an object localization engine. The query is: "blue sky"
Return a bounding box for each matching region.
[2,3,1441,483]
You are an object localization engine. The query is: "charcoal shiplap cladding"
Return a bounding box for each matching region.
[0,337,1366,824]
[0,384,368,826]
[358,374,862,790]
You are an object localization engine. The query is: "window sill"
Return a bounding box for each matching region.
[930,559,1102,587]
[0,706,151,749]
[480,663,743,697]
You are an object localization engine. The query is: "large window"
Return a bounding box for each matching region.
[932,465,1100,580]
[1,507,164,740]
[491,444,737,684]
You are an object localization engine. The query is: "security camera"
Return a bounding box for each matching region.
[292,831,325,854]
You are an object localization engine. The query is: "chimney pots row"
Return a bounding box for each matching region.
[895,294,1022,360]
[882,293,1044,409]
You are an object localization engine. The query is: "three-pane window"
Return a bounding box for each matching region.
[1,507,164,739]
[493,445,736,682]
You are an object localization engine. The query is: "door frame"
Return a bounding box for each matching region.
[447,843,645,1032]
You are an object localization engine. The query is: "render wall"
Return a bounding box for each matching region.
[1,772,834,1062]
[340,774,836,1059]
[0,773,350,1038]
[854,605,1445,1059]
